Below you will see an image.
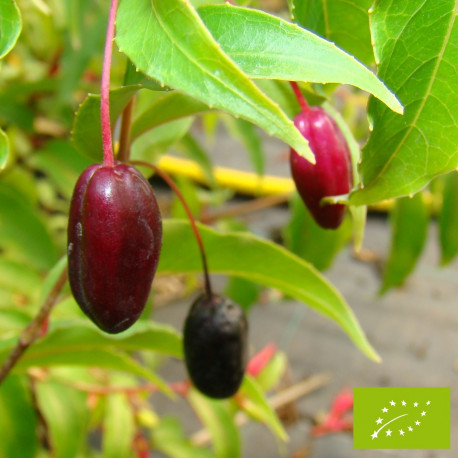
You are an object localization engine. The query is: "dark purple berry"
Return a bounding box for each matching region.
[67,162,162,334]
[183,294,248,399]
[290,107,353,229]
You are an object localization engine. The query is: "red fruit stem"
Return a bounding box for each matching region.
[289,81,310,113]
[101,0,119,167]
[130,160,213,298]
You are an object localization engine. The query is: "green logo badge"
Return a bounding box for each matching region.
[353,387,450,449]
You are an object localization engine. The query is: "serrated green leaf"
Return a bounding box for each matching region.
[380,193,429,294]
[71,86,140,160]
[284,193,352,272]
[115,0,314,162]
[238,375,287,441]
[198,4,402,113]
[153,417,214,458]
[289,0,374,66]
[0,375,38,457]
[188,389,241,458]
[158,219,378,361]
[0,181,58,271]
[225,276,260,311]
[0,0,22,58]
[103,394,135,458]
[36,381,89,458]
[351,1,458,205]
[0,128,9,170]
[439,172,458,265]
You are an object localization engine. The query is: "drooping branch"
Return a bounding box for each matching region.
[0,268,68,386]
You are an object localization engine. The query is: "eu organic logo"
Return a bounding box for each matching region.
[353,388,450,449]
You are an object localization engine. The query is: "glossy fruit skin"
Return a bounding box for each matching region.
[183,294,248,399]
[67,162,162,334]
[290,107,353,229]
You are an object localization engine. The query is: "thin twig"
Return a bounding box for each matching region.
[201,193,291,224]
[117,96,135,163]
[190,373,331,446]
[0,268,68,386]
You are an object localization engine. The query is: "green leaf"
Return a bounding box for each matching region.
[131,91,212,140]
[188,389,241,458]
[222,116,265,176]
[131,117,194,164]
[225,276,260,311]
[289,0,374,66]
[439,172,458,265]
[103,394,135,458]
[0,375,38,457]
[238,375,287,441]
[351,0,458,205]
[284,193,352,272]
[158,219,379,361]
[0,128,8,170]
[0,322,180,392]
[175,133,216,187]
[198,4,402,113]
[152,417,214,458]
[380,194,429,294]
[115,0,314,162]
[35,381,89,458]
[0,181,58,271]
[72,86,140,160]
[256,352,287,393]
[29,140,93,200]
[0,0,22,58]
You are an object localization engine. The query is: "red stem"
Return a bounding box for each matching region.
[101,0,119,167]
[130,160,213,298]
[289,81,310,113]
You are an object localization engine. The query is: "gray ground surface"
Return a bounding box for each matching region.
[152,125,458,457]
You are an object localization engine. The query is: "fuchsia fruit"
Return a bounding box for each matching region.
[67,163,162,334]
[289,84,353,229]
[183,293,248,399]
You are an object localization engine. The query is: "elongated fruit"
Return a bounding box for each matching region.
[184,294,248,399]
[67,162,162,334]
[290,107,353,229]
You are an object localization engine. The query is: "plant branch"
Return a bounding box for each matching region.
[290,81,310,113]
[0,268,68,386]
[101,0,119,167]
[201,193,290,224]
[117,96,135,163]
[130,160,213,298]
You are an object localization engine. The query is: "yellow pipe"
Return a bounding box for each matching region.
[157,155,437,213]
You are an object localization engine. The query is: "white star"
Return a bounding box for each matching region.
[386,429,392,437]
[390,400,396,406]
[382,407,388,413]
[421,411,426,416]
[402,400,406,406]
[414,402,418,407]
[415,420,421,426]
[399,429,405,436]
[426,400,431,405]
[371,431,378,440]
[376,417,383,424]
[408,426,413,432]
